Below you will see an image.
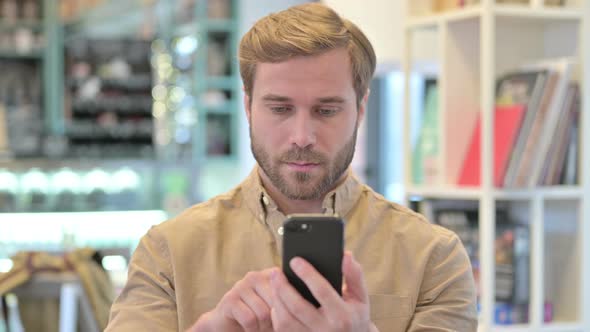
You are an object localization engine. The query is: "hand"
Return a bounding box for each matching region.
[188,269,275,332]
[269,251,372,331]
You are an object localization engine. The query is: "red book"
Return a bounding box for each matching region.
[458,105,527,187]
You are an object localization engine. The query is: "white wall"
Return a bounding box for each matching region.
[322,0,406,72]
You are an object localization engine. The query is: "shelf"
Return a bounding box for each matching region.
[0,19,43,32]
[406,4,582,30]
[0,158,160,168]
[492,322,583,332]
[67,130,152,142]
[538,322,584,332]
[63,0,156,43]
[494,5,582,21]
[406,5,482,30]
[404,0,588,330]
[68,77,152,92]
[72,96,153,115]
[104,77,153,91]
[494,186,582,200]
[490,324,529,332]
[63,0,145,27]
[206,76,236,90]
[406,186,583,200]
[204,155,238,164]
[173,22,198,37]
[0,210,167,251]
[202,103,233,114]
[205,19,237,32]
[172,19,236,36]
[406,186,482,200]
[0,50,43,59]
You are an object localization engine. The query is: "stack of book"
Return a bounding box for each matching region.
[457,58,579,187]
[412,58,580,188]
[414,200,537,324]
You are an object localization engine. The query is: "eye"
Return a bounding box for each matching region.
[270,106,292,114]
[316,107,338,117]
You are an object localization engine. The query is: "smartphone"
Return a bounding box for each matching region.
[282,214,344,307]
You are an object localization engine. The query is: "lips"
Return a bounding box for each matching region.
[285,161,320,171]
[289,161,318,166]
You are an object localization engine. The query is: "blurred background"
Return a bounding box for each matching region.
[0,2,406,323]
[0,0,588,331]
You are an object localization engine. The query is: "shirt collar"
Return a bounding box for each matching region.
[242,165,364,223]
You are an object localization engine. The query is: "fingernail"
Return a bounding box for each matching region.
[290,257,302,272]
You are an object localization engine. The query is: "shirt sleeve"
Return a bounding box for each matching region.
[105,227,179,331]
[407,230,479,331]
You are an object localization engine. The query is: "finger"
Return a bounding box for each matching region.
[231,300,260,332]
[239,269,274,308]
[289,257,347,314]
[270,307,278,330]
[239,288,272,328]
[270,269,311,331]
[342,251,369,303]
[257,270,277,330]
[271,266,323,329]
[254,273,275,306]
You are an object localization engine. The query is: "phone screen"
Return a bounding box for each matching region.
[282,214,344,307]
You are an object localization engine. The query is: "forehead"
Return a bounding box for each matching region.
[252,48,355,99]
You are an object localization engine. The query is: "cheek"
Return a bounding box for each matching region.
[252,118,287,143]
[324,117,358,147]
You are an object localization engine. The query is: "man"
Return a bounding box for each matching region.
[106,3,477,331]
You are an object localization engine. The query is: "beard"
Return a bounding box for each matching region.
[250,126,357,200]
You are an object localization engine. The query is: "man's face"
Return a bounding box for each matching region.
[245,48,366,200]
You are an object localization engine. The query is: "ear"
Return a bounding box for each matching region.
[357,89,370,127]
[244,93,252,126]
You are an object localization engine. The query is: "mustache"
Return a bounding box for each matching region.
[281,147,327,164]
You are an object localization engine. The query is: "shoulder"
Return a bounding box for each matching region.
[144,184,249,244]
[357,184,458,244]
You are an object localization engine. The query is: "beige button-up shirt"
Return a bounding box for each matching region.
[106,168,477,331]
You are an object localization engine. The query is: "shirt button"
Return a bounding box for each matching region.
[278,226,284,236]
[262,196,270,205]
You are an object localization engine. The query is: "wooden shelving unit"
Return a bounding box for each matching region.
[403,0,589,330]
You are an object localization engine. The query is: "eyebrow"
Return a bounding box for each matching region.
[261,94,292,102]
[317,96,346,104]
[261,94,346,104]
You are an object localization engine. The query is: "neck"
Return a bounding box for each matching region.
[258,168,348,216]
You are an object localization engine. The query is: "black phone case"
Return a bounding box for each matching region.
[282,214,344,307]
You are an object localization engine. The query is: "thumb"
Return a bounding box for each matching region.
[342,251,369,303]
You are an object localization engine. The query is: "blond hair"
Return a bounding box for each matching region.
[238,3,376,106]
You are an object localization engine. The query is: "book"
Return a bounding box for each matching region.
[554,90,580,185]
[512,71,559,187]
[494,302,529,325]
[523,58,575,187]
[445,109,479,185]
[0,104,9,157]
[495,69,548,187]
[495,70,547,107]
[412,84,440,185]
[436,209,479,260]
[562,116,579,185]
[541,83,579,185]
[433,204,528,304]
[457,105,527,187]
[433,0,461,12]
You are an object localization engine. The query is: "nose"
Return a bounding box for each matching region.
[290,111,316,148]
